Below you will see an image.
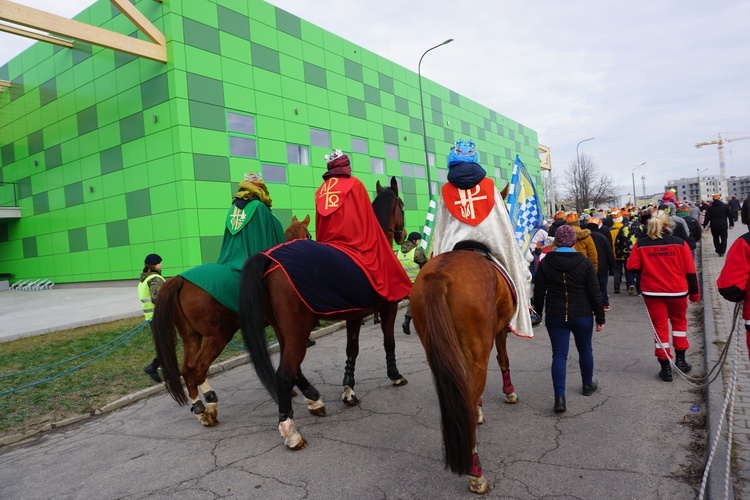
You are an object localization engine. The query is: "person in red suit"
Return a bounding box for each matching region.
[627,213,700,382]
[717,232,750,359]
[315,150,412,302]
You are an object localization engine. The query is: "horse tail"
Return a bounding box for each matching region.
[239,253,278,402]
[151,276,188,405]
[420,273,475,475]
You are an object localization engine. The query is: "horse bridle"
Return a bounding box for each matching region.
[386,196,405,242]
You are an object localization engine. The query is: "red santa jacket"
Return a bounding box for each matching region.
[626,233,699,299]
[315,175,411,302]
[717,232,750,320]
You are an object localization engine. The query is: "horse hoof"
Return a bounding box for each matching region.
[306,398,327,417]
[195,412,218,427]
[469,475,490,494]
[477,406,485,425]
[279,418,307,450]
[391,377,408,387]
[287,435,307,450]
[341,386,360,406]
[504,392,519,404]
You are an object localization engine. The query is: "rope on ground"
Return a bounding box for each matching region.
[0,321,151,379]
[645,301,740,388]
[0,321,150,396]
[698,301,742,500]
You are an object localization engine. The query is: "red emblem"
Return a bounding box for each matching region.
[316,177,356,216]
[441,177,495,226]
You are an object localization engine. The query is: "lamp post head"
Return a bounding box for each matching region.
[443,38,454,45]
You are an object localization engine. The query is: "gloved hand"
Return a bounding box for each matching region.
[689,294,700,303]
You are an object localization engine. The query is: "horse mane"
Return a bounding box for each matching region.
[371,187,396,232]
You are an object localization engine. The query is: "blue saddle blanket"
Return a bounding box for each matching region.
[264,239,380,315]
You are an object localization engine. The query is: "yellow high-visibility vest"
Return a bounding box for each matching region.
[138,274,165,320]
[398,247,420,283]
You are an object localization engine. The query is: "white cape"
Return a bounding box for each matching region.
[432,184,534,338]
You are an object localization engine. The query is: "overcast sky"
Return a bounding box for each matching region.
[2,0,749,198]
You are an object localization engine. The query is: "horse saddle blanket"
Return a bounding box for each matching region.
[180,263,240,313]
[264,239,380,315]
[452,240,518,307]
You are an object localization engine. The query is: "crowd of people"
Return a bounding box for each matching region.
[135,137,749,415]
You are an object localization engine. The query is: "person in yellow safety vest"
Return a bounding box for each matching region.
[138,253,165,382]
[398,231,428,335]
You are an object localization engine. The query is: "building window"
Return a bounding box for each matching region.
[287,144,310,165]
[230,136,257,158]
[262,164,287,183]
[413,165,425,179]
[370,157,385,175]
[427,152,436,167]
[401,164,413,177]
[228,113,255,134]
[310,128,330,148]
[352,137,368,154]
[385,144,399,160]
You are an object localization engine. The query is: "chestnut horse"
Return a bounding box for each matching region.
[409,247,519,494]
[151,215,311,426]
[238,177,406,449]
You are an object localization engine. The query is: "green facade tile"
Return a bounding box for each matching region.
[22,236,38,258]
[194,153,230,182]
[120,112,145,143]
[218,5,250,40]
[100,145,123,175]
[141,73,170,109]
[126,188,152,219]
[76,105,98,136]
[251,43,281,74]
[64,182,84,208]
[28,129,44,156]
[45,144,62,170]
[183,18,221,54]
[106,219,130,247]
[186,72,224,106]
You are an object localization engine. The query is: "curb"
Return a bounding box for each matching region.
[702,243,734,499]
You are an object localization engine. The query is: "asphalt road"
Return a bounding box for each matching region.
[0,286,704,499]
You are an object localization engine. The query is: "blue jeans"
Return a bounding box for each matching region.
[545,315,595,398]
[597,274,609,306]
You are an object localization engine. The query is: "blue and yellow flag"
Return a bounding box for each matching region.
[506,155,542,255]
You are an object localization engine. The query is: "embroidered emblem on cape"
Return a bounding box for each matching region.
[316,176,356,216]
[225,202,258,235]
[441,177,495,226]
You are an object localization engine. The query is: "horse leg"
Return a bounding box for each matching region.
[495,329,518,404]
[277,359,307,450]
[295,372,326,417]
[190,336,229,426]
[342,319,361,406]
[468,446,490,494]
[380,301,407,386]
[178,332,208,423]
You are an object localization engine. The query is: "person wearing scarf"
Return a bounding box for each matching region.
[180,173,286,313]
[432,139,534,338]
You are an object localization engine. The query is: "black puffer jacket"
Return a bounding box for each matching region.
[533,250,605,324]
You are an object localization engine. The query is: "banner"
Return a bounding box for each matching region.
[506,155,542,255]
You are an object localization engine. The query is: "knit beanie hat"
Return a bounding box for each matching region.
[555,225,577,248]
[407,232,422,242]
[145,253,162,266]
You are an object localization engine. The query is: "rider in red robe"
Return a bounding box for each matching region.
[315,150,411,302]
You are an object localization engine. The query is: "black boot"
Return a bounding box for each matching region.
[402,315,412,335]
[658,359,673,382]
[675,350,692,373]
[143,360,161,383]
[554,396,566,413]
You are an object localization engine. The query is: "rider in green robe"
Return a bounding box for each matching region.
[181,173,285,312]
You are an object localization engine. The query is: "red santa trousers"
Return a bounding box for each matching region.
[644,296,689,361]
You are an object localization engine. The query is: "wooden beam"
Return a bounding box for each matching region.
[0,0,166,63]
[0,22,73,48]
[0,79,9,93]
[110,0,164,46]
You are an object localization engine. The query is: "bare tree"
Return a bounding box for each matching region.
[563,153,619,213]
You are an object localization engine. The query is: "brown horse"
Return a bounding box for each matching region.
[151,215,311,426]
[238,177,406,449]
[409,247,519,494]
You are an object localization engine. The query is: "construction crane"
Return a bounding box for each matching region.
[695,133,750,179]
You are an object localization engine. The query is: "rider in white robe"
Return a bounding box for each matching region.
[432,139,534,338]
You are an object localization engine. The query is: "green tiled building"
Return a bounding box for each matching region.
[0,0,541,284]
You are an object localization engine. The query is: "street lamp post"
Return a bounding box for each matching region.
[575,137,594,212]
[631,162,646,206]
[418,38,453,199]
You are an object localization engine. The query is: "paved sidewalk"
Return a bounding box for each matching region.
[1,275,705,498]
[703,227,750,498]
[0,281,141,343]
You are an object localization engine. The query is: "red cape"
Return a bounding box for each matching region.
[315,176,412,302]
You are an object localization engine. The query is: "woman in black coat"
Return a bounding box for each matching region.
[533,225,606,413]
